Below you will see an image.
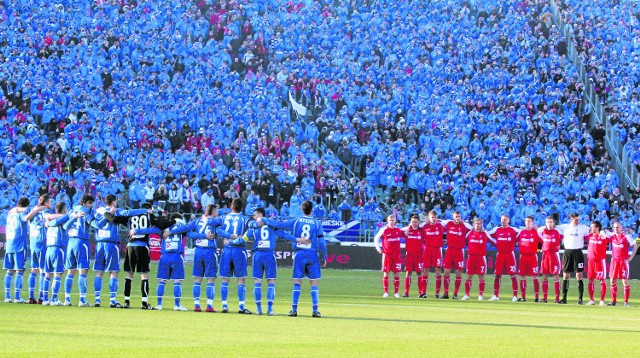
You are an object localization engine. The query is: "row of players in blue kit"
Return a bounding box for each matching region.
[3,194,327,317]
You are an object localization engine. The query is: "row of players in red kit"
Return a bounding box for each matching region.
[374,211,638,306]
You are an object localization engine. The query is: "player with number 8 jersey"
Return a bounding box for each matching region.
[261,201,327,318]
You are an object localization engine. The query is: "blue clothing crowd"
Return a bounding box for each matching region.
[0,0,638,236]
[558,0,640,173]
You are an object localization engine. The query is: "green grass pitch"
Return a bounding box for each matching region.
[2,265,640,357]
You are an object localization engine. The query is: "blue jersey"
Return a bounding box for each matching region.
[29,210,51,251]
[136,222,188,255]
[46,214,71,248]
[219,213,250,248]
[263,216,327,260]
[244,226,295,251]
[6,210,29,253]
[93,208,146,243]
[66,205,94,240]
[171,216,224,250]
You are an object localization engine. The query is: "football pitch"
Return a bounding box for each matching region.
[2,265,640,357]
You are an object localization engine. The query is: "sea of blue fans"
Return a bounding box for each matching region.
[0,0,638,237]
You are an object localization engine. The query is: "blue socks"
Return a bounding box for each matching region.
[39,273,45,301]
[206,283,215,308]
[109,278,118,304]
[94,276,102,303]
[78,274,87,303]
[238,284,246,310]
[4,272,13,300]
[51,277,61,301]
[43,276,51,301]
[193,282,201,307]
[221,281,229,309]
[156,281,165,306]
[28,272,37,300]
[64,274,74,302]
[174,282,182,307]
[254,282,262,313]
[14,272,23,300]
[311,286,319,312]
[267,283,276,312]
[292,283,301,311]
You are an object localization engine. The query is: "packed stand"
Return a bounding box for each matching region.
[0,0,636,238]
[556,0,640,171]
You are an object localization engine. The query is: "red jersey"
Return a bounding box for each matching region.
[539,228,562,253]
[423,221,445,248]
[378,227,404,256]
[405,226,425,257]
[444,221,469,249]
[489,226,518,254]
[611,234,634,260]
[466,230,491,256]
[586,233,609,261]
[517,228,542,255]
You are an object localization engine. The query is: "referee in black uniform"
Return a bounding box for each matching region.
[556,213,591,304]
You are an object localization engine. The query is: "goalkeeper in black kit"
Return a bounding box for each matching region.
[104,202,175,309]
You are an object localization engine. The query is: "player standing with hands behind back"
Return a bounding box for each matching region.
[556,213,590,304]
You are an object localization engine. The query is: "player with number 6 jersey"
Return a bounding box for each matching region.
[537,217,563,303]
[244,208,297,315]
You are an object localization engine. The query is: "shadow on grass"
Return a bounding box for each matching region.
[313,315,640,333]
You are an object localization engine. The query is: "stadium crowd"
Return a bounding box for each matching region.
[0,0,637,239]
[556,0,640,171]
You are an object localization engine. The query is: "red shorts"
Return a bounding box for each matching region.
[466,254,487,275]
[609,259,630,279]
[540,252,561,275]
[587,258,607,280]
[443,248,465,271]
[405,255,422,273]
[518,254,539,276]
[494,252,517,276]
[382,252,402,273]
[422,246,443,269]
